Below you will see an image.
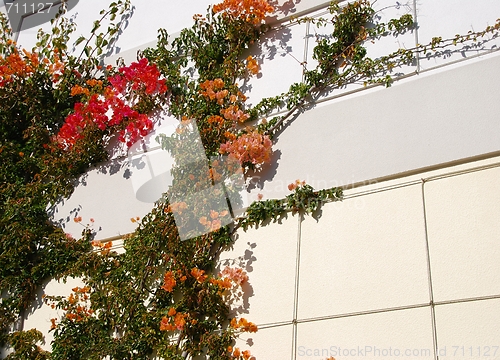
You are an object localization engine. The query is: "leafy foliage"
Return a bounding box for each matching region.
[0,0,498,358]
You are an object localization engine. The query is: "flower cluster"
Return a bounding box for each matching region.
[191,267,208,283]
[70,79,104,96]
[213,0,274,25]
[54,286,94,324]
[209,276,233,291]
[159,308,194,332]
[57,58,166,148]
[91,240,113,256]
[210,266,248,293]
[199,78,250,123]
[228,346,255,360]
[230,317,258,333]
[109,57,167,95]
[199,209,229,232]
[0,48,37,85]
[0,43,64,86]
[220,104,250,123]
[246,55,259,75]
[219,130,273,166]
[200,78,228,105]
[168,201,189,214]
[288,179,306,191]
[220,266,248,286]
[161,270,177,292]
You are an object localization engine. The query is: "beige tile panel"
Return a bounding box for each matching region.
[232,324,294,360]
[434,299,500,360]
[218,214,300,325]
[424,165,500,302]
[298,184,430,319]
[296,307,435,360]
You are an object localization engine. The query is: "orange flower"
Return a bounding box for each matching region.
[246,56,259,75]
[210,210,219,219]
[237,91,247,101]
[213,0,274,25]
[230,318,237,328]
[288,180,305,191]
[170,201,188,214]
[70,85,90,96]
[230,317,258,332]
[207,115,225,125]
[210,277,232,290]
[210,219,222,231]
[68,293,77,305]
[159,316,175,331]
[86,79,103,87]
[220,104,249,123]
[199,78,226,101]
[213,78,225,89]
[191,268,207,283]
[174,313,186,330]
[216,89,229,104]
[161,271,177,292]
[167,307,177,316]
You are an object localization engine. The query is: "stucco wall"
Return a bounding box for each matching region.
[2,0,500,358]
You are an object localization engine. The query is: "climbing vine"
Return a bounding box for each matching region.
[1,0,499,358]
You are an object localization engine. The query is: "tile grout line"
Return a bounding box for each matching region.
[413,0,421,74]
[294,303,432,324]
[291,212,303,360]
[421,179,439,360]
[302,18,311,84]
[291,18,311,359]
[253,293,500,329]
[301,296,500,325]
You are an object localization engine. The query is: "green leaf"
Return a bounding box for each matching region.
[74,36,86,46]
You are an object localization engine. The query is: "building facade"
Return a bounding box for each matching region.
[2,0,500,358]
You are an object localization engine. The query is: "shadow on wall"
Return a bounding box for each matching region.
[217,237,257,317]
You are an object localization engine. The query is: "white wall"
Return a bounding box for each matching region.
[3,0,500,358]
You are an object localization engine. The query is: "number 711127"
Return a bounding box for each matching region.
[452,346,499,357]
[7,2,54,15]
